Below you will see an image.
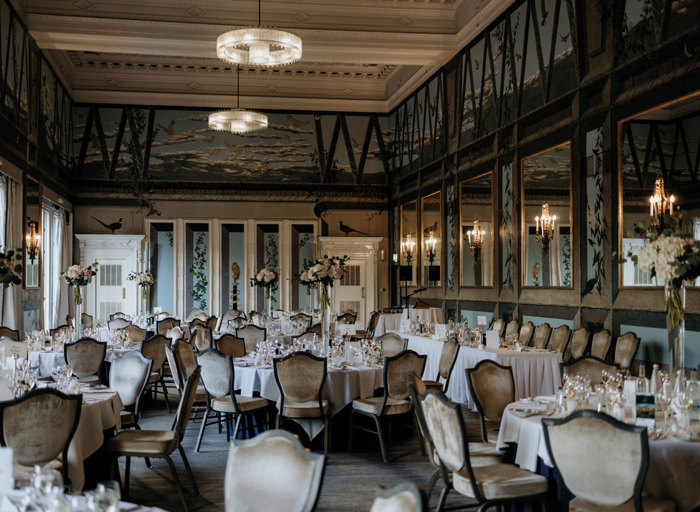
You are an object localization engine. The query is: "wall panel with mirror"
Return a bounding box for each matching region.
[421,191,442,287]
[399,201,418,286]
[149,221,175,313]
[185,222,210,313]
[22,178,41,332]
[619,92,700,287]
[521,141,573,288]
[460,171,493,287]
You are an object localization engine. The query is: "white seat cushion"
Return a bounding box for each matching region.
[431,443,503,468]
[452,463,548,500]
[352,397,410,415]
[570,497,676,512]
[212,395,268,413]
[282,400,329,419]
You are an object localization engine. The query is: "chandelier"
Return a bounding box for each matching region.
[216,0,302,67]
[401,235,416,265]
[466,219,486,251]
[535,203,556,251]
[649,177,677,230]
[25,217,40,263]
[208,67,268,134]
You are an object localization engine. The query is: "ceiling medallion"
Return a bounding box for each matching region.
[216,0,301,67]
[208,67,267,134]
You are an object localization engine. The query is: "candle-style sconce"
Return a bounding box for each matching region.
[25,218,40,264]
[535,203,556,251]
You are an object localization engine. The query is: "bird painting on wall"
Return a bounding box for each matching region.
[92,217,123,233]
[157,120,175,135]
[339,221,368,237]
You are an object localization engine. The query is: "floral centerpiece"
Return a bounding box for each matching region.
[0,248,23,287]
[250,268,278,318]
[305,255,348,345]
[60,262,98,305]
[128,270,155,299]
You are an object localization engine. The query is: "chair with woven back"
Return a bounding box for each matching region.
[64,337,107,382]
[157,317,181,336]
[466,360,515,443]
[614,332,640,372]
[0,326,19,340]
[81,313,94,330]
[421,337,459,393]
[0,389,82,486]
[376,332,407,358]
[563,356,618,386]
[122,325,147,344]
[216,334,246,358]
[349,350,427,463]
[191,325,213,351]
[550,325,571,354]
[532,323,552,349]
[591,329,613,361]
[141,334,172,413]
[108,369,202,512]
[110,352,152,430]
[50,325,71,341]
[491,318,506,339]
[518,321,535,346]
[566,327,591,363]
[236,324,267,354]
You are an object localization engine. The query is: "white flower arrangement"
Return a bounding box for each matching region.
[60,262,98,305]
[250,268,278,299]
[128,270,155,287]
[305,255,348,287]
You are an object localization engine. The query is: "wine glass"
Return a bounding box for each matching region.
[655,389,672,436]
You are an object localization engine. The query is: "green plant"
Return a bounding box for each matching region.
[583,129,608,296]
[190,232,208,309]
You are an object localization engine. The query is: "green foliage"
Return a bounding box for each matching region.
[190,232,208,309]
[0,249,23,287]
[583,130,608,297]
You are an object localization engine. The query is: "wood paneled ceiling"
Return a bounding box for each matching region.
[20,0,511,112]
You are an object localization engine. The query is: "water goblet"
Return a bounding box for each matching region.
[655,389,672,436]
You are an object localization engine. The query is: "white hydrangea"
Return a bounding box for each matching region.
[636,235,692,284]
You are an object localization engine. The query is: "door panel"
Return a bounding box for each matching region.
[335,260,365,327]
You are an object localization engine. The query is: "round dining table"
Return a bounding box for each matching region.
[496,398,700,511]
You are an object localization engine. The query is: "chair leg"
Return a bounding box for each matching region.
[323,417,329,457]
[124,456,131,497]
[413,411,426,456]
[161,379,171,413]
[373,415,389,464]
[436,485,450,512]
[231,415,243,440]
[164,454,190,512]
[178,445,200,496]
[195,407,210,452]
[348,411,354,452]
[426,468,440,497]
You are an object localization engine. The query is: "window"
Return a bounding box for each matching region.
[41,203,63,328]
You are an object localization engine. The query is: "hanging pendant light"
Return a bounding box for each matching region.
[216,0,302,67]
[209,67,268,134]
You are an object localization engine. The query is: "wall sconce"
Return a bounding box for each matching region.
[649,177,678,230]
[467,219,486,251]
[535,203,556,251]
[425,231,438,265]
[26,217,40,263]
[401,234,415,265]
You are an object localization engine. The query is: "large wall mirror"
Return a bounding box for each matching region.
[23,178,41,288]
[619,92,700,287]
[521,141,573,288]
[460,171,493,287]
[421,191,442,287]
[399,201,417,286]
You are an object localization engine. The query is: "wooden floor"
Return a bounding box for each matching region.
[118,394,483,511]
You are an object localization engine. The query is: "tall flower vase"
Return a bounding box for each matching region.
[141,286,149,316]
[265,288,272,322]
[666,283,686,390]
[73,286,84,341]
[319,283,333,356]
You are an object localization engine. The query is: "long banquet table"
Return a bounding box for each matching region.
[403,333,562,408]
[497,399,700,511]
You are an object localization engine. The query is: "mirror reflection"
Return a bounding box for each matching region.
[521,141,573,288]
[421,192,441,286]
[400,201,417,286]
[461,171,493,287]
[619,93,700,286]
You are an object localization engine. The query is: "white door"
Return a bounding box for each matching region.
[334,259,366,328]
[95,259,129,323]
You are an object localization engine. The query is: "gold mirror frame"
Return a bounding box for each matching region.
[520,141,574,289]
[420,191,442,287]
[399,200,418,286]
[459,171,495,288]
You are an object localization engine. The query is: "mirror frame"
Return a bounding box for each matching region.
[617,90,700,289]
[23,176,42,290]
[520,140,574,289]
[420,190,442,287]
[399,200,418,286]
[459,170,495,288]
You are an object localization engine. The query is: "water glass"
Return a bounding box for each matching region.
[96,481,120,512]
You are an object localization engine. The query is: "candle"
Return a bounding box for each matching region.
[535,216,540,234]
[669,195,675,215]
[650,196,654,218]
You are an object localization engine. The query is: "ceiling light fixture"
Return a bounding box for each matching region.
[216,0,302,67]
[208,67,268,134]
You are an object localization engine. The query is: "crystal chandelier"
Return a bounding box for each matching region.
[649,177,677,230]
[466,219,485,251]
[208,67,268,134]
[216,0,302,67]
[535,203,556,251]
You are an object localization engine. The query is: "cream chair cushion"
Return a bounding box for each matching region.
[282,399,329,418]
[352,397,411,415]
[370,490,419,512]
[108,429,177,455]
[466,442,505,467]
[212,395,268,414]
[452,464,548,500]
[569,497,675,512]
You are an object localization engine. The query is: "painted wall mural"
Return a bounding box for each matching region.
[500,163,514,291]
[584,127,607,296]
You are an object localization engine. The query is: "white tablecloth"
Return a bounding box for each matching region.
[234,360,383,439]
[374,314,402,338]
[405,333,561,408]
[402,308,444,325]
[497,401,700,512]
[29,348,141,377]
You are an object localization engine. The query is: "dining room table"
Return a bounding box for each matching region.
[373,313,403,338]
[28,345,141,377]
[496,398,700,512]
[404,332,562,408]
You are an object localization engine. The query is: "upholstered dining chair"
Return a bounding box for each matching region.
[108,369,201,512]
[306,323,322,335]
[216,310,245,331]
[491,318,505,338]
[550,325,571,354]
[0,326,19,340]
[108,318,132,330]
[122,324,147,343]
[236,324,267,353]
[542,410,675,512]
[289,313,312,328]
[216,334,246,358]
[80,313,94,330]
[336,312,357,325]
[562,356,618,385]
[418,389,548,512]
[421,337,459,393]
[195,349,269,451]
[591,329,613,361]
[191,325,213,351]
[141,334,171,413]
[352,310,381,340]
[249,311,265,327]
[64,337,107,381]
[228,317,246,331]
[376,332,407,358]
[504,320,519,338]
[466,360,515,443]
[109,312,126,321]
[186,309,208,323]
[165,344,183,398]
[173,340,199,382]
[349,350,427,463]
[157,317,181,336]
[50,325,71,341]
[274,352,329,455]
[110,352,153,430]
[370,483,426,512]
[532,323,552,349]
[189,318,207,328]
[0,389,82,485]
[567,327,590,362]
[165,326,185,345]
[224,430,326,512]
[518,321,535,346]
[205,315,217,331]
[614,332,640,372]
